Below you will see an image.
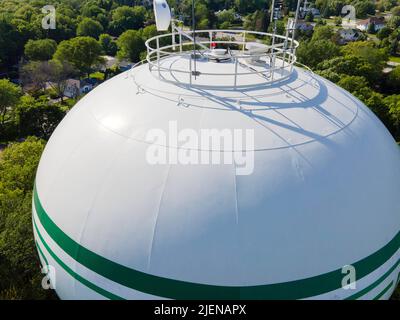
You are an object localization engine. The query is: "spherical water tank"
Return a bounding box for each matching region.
[33,31,400,300]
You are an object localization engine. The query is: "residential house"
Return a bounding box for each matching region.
[296,22,314,32]
[338,28,362,43]
[299,0,321,20]
[356,17,385,32]
[64,78,99,98]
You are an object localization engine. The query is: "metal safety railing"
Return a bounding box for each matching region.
[144,29,299,88]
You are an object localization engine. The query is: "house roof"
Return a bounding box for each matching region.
[358,16,385,26]
[65,79,80,87]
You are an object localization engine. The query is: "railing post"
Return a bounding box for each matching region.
[189,54,192,86]
[156,37,160,77]
[147,44,150,71]
[172,20,176,51]
[234,58,238,89]
[209,31,212,49]
[179,33,182,53]
[242,31,246,52]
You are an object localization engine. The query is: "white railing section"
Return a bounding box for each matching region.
[144,29,299,88]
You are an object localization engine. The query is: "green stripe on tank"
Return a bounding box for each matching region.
[33,183,400,299]
[344,259,400,300]
[373,281,393,300]
[34,218,125,300]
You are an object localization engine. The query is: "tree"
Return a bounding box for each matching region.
[117,30,145,62]
[244,10,269,32]
[296,39,340,69]
[312,25,334,41]
[316,55,383,84]
[388,16,400,29]
[364,91,390,123]
[382,0,398,11]
[109,6,146,36]
[305,11,314,22]
[217,9,235,28]
[0,137,44,193]
[234,0,266,13]
[141,25,158,41]
[0,79,22,135]
[334,16,342,26]
[15,96,66,140]
[337,75,370,94]
[385,95,400,133]
[20,61,51,93]
[336,75,378,104]
[44,14,77,42]
[0,16,23,68]
[77,18,104,39]
[0,137,54,299]
[353,0,375,18]
[387,66,400,92]
[99,34,118,56]
[342,41,388,68]
[377,27,392,40]
[54,37,104,77]
[367,22,376,34]
[24,39,57,61]
[391,6,400,16]
[46,60,78,103]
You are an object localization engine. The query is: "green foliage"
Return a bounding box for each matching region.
[109,6,146,36]
[267,19,285,36]
[305,12,314,22]
[217,9,236,28]
[353,0,376,18]
[297,39,340,69]
[334,16,342,26]
[77,17,104,39]
[380,0,398,11]
[391,6,400,16]
[386,66,400,92]
[141,25,158,41]
[99,33,118,56]
[341,41,388,69]
[312,25,335,41]
[384,94,400,137]
[233,0,267,14]
[0,79,22,136]
[377,27,392,40]
[388,16,400,29]
[0,137,43,192]
[0,137,54,299]
[0,16,24,68]
[54,37,104,76]
[316,55,384,85]
[244,10,269,32]
[15,96,66,140]
[24,39,57,61]
[337,75,370,95]
[367,22,376,34]
[117,29,145,62]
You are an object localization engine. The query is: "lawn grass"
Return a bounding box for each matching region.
[389,56,400,63]
[89,71,105,81]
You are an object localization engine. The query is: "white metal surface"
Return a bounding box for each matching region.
[33,59,400,299]
[154,0,171,31]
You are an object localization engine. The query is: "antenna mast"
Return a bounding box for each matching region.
[192,0,197,80]
[290,0,302,54]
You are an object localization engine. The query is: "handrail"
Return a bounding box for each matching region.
[143,29,299,88]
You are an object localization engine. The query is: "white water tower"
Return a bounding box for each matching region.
[33,1,400,300]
